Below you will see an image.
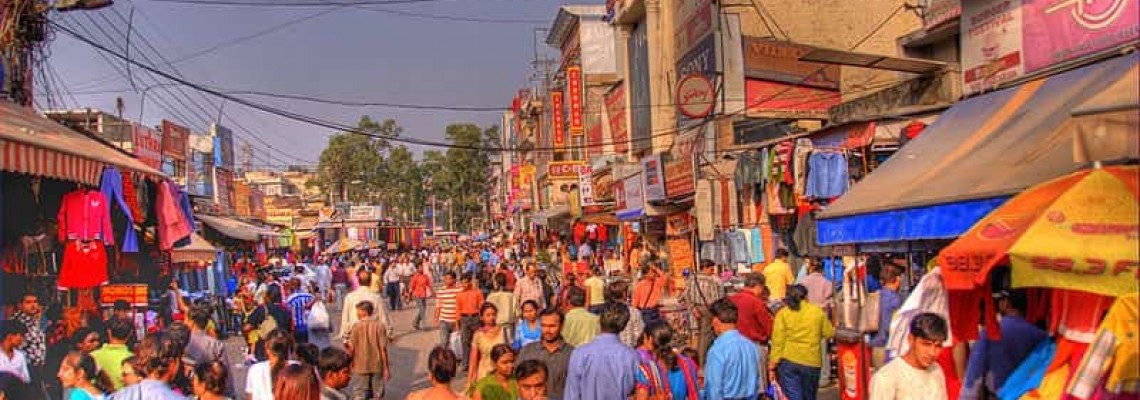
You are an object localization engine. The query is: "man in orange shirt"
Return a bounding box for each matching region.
[631,263,667,326]
[409,268,433,331]
[455,272,485,368]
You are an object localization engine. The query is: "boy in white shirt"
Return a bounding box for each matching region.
[0,321,29,383]
[869,312,948,400]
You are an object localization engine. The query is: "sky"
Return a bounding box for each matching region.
[43,0,566,168]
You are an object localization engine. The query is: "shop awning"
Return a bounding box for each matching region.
[818,54,1139,245]
[171,233,218,264]
[533,205,571,225]
[197,214,265,242]
[0,103,164,185]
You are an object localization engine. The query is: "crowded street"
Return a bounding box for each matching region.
[0,0,1137,399]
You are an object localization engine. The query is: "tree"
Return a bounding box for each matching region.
[430,124,499,232]
[314,116,401,204]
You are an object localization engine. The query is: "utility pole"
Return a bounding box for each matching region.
[2,0,113,107]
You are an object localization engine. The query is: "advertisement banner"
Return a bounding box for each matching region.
[213,168,234,214]
[962,0,1025,94]
[587,114,605,161]
[568,66,585,135]
[665,157,695,199]
[131,124,162,169]
[188,150,214,197]
[519,165,536,210]
[579,165,596,206]
[924,0,961,29]
[234,180,251,216]
[160,120,189,160]
[551,91,565,149]
[746,79,842,118]
[665,213,695,272]
[641,154,667,202]
[628,23,651,153]
[547,161,585,179]
[592,170,614,202]
[250,189,266,220]
[616,173,645,220]
[742,37,841,90]
[675,0,715,57]
[695,179,713,241]
[677,34,717,77]
[1021,0,1138,73]
[604,83,629,154]
[211,124,235,171]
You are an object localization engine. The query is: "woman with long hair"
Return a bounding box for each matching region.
[770,284,835,400]
[244,329,295,400]
[406,347,468,400]
[512,300,541,350]
[468,344,517,400]
[57,351,110,400]
[272,364,320,400]
[467,303,508,384]
[633,323,700,400]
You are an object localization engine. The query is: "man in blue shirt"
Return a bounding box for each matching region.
[564,302,639,400]
[704,298,761,400]
[960,290,1047,399]
[869,264,903,368]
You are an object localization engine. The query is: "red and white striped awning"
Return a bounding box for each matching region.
[1,139,104,185]
[0,101,164,185]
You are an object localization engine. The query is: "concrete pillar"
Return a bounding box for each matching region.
[646,0,677,155]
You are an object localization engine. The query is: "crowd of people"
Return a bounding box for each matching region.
[0,239,958,400]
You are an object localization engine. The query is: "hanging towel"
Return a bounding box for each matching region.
[99,168,139,252]
[157,181,192,251]
[749,227,765,264]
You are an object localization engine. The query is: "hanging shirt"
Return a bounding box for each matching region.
[728,230,750,264]
[748,228,765,264]
[156,181,191,251]
[806,151,850,199]
[58,189,114,244]
[99,168,139,252]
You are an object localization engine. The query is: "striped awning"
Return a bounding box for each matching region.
[0,102,164,185]
[171,232,218,264]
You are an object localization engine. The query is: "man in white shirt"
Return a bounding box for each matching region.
[0,320,30,383]
[869,312,948,400]
[342,270,392,343]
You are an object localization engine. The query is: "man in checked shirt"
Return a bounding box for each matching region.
[682,259,724,361]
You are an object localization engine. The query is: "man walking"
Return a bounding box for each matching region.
[455,272,485,367]
[704,298,761,400]
[561,287,599,347]
[383,262,402,311]
[435,272,462,347]
[514,264,545,310]
[729,273,773,390]
[342,270,390,343]
[518,309,574,399]
[409,266,433,331]
[631,264,667,326]
[319,348,353,400]
[583,268,606,314]
[346,301,390,400]
[869,313,948,400]
[682,259,724,359]
[91,319,134,390]
[564,303,639,400]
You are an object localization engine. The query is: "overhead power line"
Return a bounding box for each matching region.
[148,0,447,6]
[357,5,548,24]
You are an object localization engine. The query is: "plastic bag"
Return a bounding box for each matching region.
[307,300,330,330]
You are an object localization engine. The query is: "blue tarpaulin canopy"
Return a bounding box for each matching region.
[818,54,1139,245]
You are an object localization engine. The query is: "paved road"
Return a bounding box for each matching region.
[224,297,838,399]
[224,298,467,399]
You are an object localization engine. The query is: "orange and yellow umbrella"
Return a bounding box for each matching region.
[939,165,1139,297]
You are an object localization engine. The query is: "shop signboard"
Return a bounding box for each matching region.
[131,124,162,169]
[641,154,667,202]
[250,188,266,220]
[100,284,149,307]
[742,37,841,90]
[568,66,584,135]
[746,79,842,118]
[518,165,535,210]
[666,213,695,272]
[592,170,614,201]
[188,150,214,197]
[695,179,713,241]
[665,157,695,199]
[350,206,381,220]
[586,112,605,160]
[676,74,716,119]
[616,173,645,220]
[211,124,235,171]
[578,165,595,206]
[604,83,629,154]
[551,91,565,149]
[675,0,715,57]
[234,180,251,216]
[962,0,1025,94]
[547,161,584,179]
[214,168,234,214]
[161,120,189,160]
[628,23,651,154]
[677,34,717,77]
[1021,0,1138,73]
[924,0,961,29]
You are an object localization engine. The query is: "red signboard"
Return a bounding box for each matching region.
[665,158,695,199]
[587,115,604,160]
[604,84,628,154]
[547,161,584,179]
[100,284,149,307]
[131,124,162,169]
[551,91,565,149]
[568,66,584,135]
[746,79,841,118]
[676,73,716,118]
[160,120,189,160]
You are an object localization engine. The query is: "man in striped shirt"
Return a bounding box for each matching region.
[285,278,315,343]
[435,272,462,348]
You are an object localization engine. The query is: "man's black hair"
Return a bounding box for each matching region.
[709,298,739,324]
[1,320,27,338]
[538,308,565,324]
[318,347,352,378]
[514,359,548,381]
[909,312,948,342]
[567,286,587,307]
[108,318,134,341]
[598,302,630,334]
[356,300,375,316]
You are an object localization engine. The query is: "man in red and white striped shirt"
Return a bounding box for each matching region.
[434,272,463,348]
